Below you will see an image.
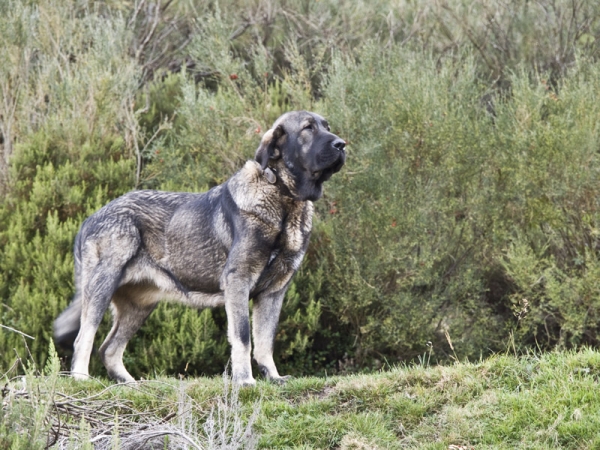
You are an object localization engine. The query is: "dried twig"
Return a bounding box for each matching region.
[0,323,35,340]
[3,375,259,449]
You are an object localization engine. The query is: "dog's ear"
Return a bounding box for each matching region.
[255,125,284,170]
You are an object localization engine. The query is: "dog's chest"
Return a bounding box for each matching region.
[281,205,310,252]
[268,221,303,266]
[260,201,313,286]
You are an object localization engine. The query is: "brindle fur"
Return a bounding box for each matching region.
[53,111,346,385]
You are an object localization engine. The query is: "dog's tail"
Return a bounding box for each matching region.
[54,230,84,350]
[53,293,82,350]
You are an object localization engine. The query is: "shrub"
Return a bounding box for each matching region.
[0,0,139,369]
[311,45,600,366]
[2,0,600,378]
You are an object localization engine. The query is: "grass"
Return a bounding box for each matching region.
[3,348,600,448]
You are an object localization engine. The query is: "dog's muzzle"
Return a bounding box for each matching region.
[313,138,346,181]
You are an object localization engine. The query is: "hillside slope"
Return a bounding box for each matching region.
[2,348,600,448]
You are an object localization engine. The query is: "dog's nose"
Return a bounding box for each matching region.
[333,139,346,151]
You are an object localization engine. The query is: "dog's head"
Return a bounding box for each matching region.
[255,111,346,201]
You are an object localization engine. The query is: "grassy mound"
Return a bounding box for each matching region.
[3,348,600,448]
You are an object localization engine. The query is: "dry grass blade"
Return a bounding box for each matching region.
[2,373,260,450]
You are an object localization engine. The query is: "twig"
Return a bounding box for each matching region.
[0,323,35,340]
[229,21,252,40]
[1,358,20,381]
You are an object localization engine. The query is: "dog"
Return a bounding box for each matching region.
[53,111,346,385]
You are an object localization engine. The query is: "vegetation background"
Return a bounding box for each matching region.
[2,0,600,383]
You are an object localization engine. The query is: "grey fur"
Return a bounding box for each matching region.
[53,111,346,385]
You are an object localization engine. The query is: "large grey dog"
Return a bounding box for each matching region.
[53,111,346,385]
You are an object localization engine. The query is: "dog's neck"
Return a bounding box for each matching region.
[264,164,299,201]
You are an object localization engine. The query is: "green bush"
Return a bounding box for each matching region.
[0,0,139,369]
[311,45,600,367]
[2,0,600,378]
[312,47,509,366]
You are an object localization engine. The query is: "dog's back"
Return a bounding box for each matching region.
[80,190,197,257]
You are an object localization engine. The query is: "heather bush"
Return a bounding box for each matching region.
[2,0,600,379]
[310,46,600,366]
[0,0,140,370]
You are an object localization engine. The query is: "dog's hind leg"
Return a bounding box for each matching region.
[70,263,123,380]
[70,227,140,381]
[99,290,157,383]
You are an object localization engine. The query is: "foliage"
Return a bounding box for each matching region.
[310,45,600,366]
[2,0,600,380]
[0,0,139,371]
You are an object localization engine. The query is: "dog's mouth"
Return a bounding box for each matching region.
[311,166,338,184]
[312,150,346,182]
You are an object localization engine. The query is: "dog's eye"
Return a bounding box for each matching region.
[303,124,313,131]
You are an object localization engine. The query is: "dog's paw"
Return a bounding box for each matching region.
[269,375,293,385]
[106,368,136,384]
[71,371,94,381]
[234,377,257,387]
[257,363,292,384]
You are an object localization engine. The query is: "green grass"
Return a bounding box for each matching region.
[254,349,600,448]
[4,348,600,448]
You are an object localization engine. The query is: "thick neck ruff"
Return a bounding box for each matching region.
[264,166,298,200]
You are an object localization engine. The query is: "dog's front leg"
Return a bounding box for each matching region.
[224,281,255,386]
[252,287,290,383]
[220,214,274,385]
[221,245,268,386]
